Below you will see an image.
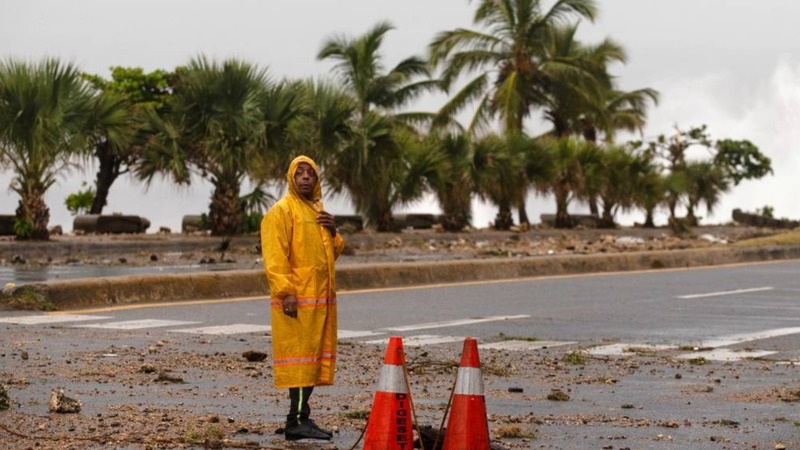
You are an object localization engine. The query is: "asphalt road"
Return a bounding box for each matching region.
[2,259,800,449]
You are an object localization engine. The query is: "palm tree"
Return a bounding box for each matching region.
[82,90,140,214]
[318,22,439,231]
[583,88,659,144]
[0,58,92,239]
[82,67,173,214]
[595,145,643,228]
[285,80,356,168]
[541,136,600,228]
[430,0,598,134]
[423,132,474,231]
[539,24,626,139]
[472,134,530,230]
[684,160,729,226]
[139,56,274,235]
[429,0,597,225]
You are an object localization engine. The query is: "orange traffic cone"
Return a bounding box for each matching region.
[442,337,490,450]
[363,336,414,450]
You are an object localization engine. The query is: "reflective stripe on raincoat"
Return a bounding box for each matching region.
[261,155,344,388]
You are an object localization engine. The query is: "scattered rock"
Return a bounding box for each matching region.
[49,387,81,413]
[149,254,158,262]
[154,371,184,384]
[242,350,268,362]
[546,389,570,401]
[139,363,157,374]
[2,282,16,296]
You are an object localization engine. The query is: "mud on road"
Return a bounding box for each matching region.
[1,320,798,450]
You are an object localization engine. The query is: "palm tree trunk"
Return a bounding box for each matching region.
[686,203,698,226]
[643,207,656,228]
[554,188,572,229]
[516,196,529,227]
[583,124,600,217]
[376,210,395,233]
[600,202,616,228]
[16,189,50,240]
[90,142,120,214]
[209,177,243,236]
[493,202,514,231]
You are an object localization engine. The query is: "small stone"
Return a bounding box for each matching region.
[547,389,570,401]
[242,350,268,362]
[149,254,158,262]
[49,387,81,413]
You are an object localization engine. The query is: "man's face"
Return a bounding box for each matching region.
[294,162,317,200]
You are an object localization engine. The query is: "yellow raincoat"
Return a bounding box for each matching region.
[261,156,344,388]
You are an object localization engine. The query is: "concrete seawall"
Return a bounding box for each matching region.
[15,244,800,310]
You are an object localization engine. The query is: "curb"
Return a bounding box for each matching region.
[14,245,800,310]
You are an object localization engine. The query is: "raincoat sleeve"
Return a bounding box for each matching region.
[261,204,294,299]
[332,233,344,260]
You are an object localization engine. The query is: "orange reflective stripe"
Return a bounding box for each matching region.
[270,297,336,308]
[274,353,336,367]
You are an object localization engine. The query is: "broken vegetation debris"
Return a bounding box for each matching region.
[48,387,81,413]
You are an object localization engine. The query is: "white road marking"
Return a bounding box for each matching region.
[676,349,776,362]
[677,286,774,299]
[170,324,271,335]
[0,314,111,325]
[338,330,385,339]
[479,340,577,351]
[383,315,530,332]
[587,343,676,357]
[700,327,800,348]
[365,334,464,347]
[75,319,201,330]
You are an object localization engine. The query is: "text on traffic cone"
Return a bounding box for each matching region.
[364,336,414,450]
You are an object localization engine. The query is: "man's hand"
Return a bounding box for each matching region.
[282,294,298,318]
[316,210,337,237]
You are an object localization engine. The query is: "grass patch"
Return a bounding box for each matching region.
[494,425,536,439]
[687,357,708,365]
[497,332,539,342]
[732,230,800,247]
[340,410,369,421]
[0,285,56,311]
[562,350,588,365]
[0,385,10,410]
[182,425,225,445]
[625,346,658,357]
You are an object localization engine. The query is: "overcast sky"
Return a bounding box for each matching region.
[2,0,799,231]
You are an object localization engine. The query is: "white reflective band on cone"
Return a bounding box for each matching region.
[376,364,408,393]
[453,367,485,395]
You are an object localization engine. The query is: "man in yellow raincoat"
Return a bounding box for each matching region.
[261,155,344,441]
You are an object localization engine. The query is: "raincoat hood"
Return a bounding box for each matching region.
[287,155,322,204]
